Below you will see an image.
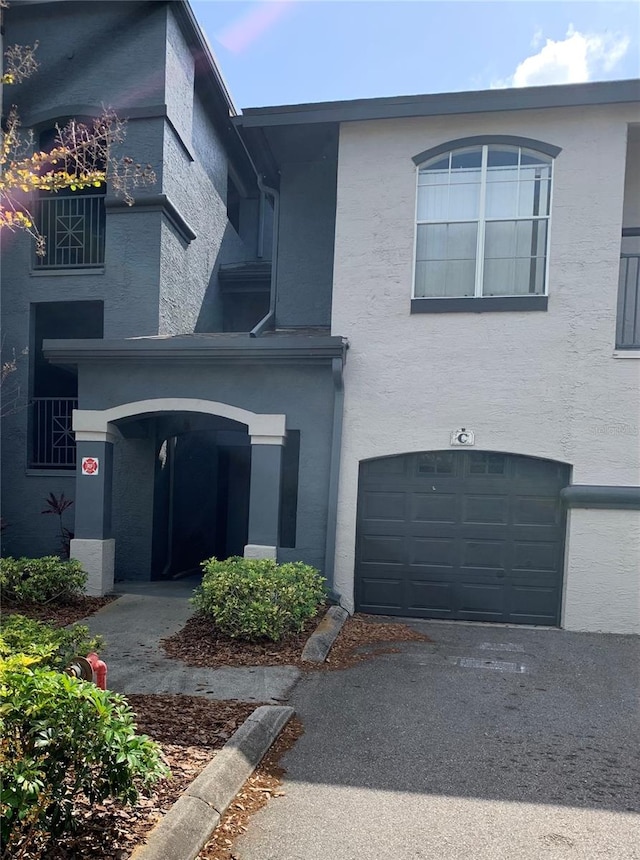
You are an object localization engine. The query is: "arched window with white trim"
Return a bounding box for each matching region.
[414,139,557,304]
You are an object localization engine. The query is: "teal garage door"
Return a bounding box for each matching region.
[355,451,569,625]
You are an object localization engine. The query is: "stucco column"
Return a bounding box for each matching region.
[70,433,116,596]
[245,435,285,560]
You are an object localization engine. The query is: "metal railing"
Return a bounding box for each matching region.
[30,398,78,469]
[617,255,640,349]
[35,194,105,269]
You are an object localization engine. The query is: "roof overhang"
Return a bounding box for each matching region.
[234,78,640,129]
[43,334,348,366]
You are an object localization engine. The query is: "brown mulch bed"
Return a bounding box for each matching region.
[162,611,432,671]
[7,695,269,860]
[2,594,116,626]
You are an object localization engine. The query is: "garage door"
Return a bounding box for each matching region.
[355,451,569,625]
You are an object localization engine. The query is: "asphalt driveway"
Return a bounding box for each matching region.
[235,621,640,860]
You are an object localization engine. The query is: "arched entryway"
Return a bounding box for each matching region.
[70,398,286,595]
[355,450,570,625]
[145,411,252,578]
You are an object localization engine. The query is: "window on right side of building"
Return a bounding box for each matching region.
[414,144,552,300]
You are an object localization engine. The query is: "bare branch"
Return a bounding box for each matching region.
[2,41,39,84]
[0,108,156,249]
[0,343,28,419]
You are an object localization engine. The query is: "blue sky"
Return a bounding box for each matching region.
[190,1,639,109]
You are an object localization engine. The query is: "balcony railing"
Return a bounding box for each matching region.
[617,255,640,349]
[30,398,77,469]
[35,194,105,269]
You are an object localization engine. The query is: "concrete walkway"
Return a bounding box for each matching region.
[235,621,640,860]
[81,579,301,703]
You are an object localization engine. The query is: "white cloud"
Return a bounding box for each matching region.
[493,25,630,89]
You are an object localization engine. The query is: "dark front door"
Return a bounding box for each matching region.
[355,451,569,625]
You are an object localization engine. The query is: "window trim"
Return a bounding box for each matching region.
[412,137,559,308]
[412,135,562,166]
[411,295,549,314]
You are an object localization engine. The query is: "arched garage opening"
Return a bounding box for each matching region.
[355,450,570,625]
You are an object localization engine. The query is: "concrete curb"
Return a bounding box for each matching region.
[130,705,294,860]
[301,605,350,663]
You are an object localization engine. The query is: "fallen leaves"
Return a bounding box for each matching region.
[320,615,433,670]
[197,717,305,860]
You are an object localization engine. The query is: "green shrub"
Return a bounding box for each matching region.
[193,557,326,642]
[0,556,87,604]
[0,614,102,673]
[0,660,169,852]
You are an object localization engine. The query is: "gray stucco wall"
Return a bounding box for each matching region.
[275,159,337,328]
[0,1,265,560]
[160,14,262,335]
[75,360,337,577]
[112,436,156,580]
[5,2,168,125]
[1,2,168,555]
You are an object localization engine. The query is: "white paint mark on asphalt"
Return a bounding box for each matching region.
[457,657,526,673]
[480,642,525,653]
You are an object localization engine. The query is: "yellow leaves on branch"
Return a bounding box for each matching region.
[0,161,107,193]
[0,209,33,229]
[0,106,156,248]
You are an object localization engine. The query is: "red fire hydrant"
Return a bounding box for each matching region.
[86,652,108,690]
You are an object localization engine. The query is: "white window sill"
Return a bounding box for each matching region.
[612,350,640,359]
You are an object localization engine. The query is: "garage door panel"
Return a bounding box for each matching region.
[411,493,458,523]
[514,496,561,525]
[360,491,406,522]
[457,582,505,617]
[513,457,566,483]
[359,535,405,564]
[460,539,506,570]
[512,541,560,572]
[407,580,455,614]
[409,537,457,567]
[358,577,404,611]
[467,452,508,476]
[457,523,511,542]
[463,495,509,524]
[363,457,408,479]
[356,451,568,625]
[509,585,560,623]
[416,452,458,475]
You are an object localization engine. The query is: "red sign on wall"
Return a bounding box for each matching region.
[82,457,100,476]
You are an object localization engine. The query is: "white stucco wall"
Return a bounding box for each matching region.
[563,509,640,634]
[331,102,640,630]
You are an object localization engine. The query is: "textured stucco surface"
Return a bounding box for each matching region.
[563,509,640,634]
[0,2,261,558]
[70,538,116,596]
[276,159,337,328]
[330,103,640,627]
[112,438,156,581]
[5,2,168,124]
